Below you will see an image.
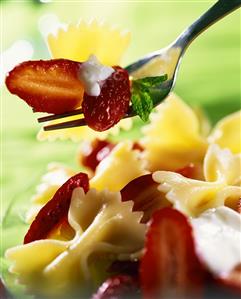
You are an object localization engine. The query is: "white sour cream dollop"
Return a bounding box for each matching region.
[191,206,241,277]
[78,55,114,97]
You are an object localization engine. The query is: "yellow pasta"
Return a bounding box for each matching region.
[208,111,241,154]
[6,188,145,297]
[204,144,241,185]
[47,19,131,66]
[153,144,241,216]
[141,93,208,171]
[90,141,147,191]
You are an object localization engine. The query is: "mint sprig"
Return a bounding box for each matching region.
[131,75,168,122]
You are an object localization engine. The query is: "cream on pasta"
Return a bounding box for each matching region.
[191,206,241,276]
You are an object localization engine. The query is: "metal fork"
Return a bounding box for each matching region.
[40,0,241,131]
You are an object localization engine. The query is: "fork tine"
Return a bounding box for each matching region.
[38,108,83,123]
[43,118,86,131]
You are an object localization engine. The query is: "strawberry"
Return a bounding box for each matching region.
[6,59,84,114]
[82,66,131,131]
[132,142,144,152]
[24,172,89,244]
[215,264,241,296]
[175,163,197,179]
[121,174,171,223]
[92,275,140,299]
[79,140,143,172]
[79,139,116,172]
[140,207,208,299]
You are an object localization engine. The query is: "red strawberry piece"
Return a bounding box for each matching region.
[175,163,196,179]
[132,142,144,152]
[79,139,116,172]
[216,264,241,295]
[82,66,131,131]
[140,207,208,299]
[92,275,140,299]
[24,172,89,244]
[121,174,171,223]
[6,59,85,114]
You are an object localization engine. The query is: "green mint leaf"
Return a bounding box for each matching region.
[131,74,167,121]
[133,74,168,89]
[131,92,153,122]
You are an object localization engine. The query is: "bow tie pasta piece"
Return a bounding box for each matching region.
[6,240,68,296]
[90,141,147,191]
[204,144,241,186]
[47,20,131,66]
[43,188,145,295]
[25,163,76,223]
[141,93,208,172]
[153,144,241,217]
[68,188,145,258]
[37,117,133,142]
[208,111,241,154]
[153,171,224,216]
[6,188,145,297]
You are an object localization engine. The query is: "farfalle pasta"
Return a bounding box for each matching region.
[25,141,146,229]
[141,95,241,174]
[6,188,145,297]
[153,144,241,217]
[208,111,241,154]
[141,93,208,171]
[90,141,147,191]
[6,94,241,298]
[3,15,241,299]
[203,143,241,185]
[48,20,131,66]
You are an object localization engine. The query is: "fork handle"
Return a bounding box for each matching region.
[174,0,241,49]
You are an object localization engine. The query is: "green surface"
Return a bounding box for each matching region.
[1,0,240,297]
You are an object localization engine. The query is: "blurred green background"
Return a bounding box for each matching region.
[0,0,240,295]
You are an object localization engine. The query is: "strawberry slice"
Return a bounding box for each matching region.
[216,264,241,296]
[121,174,171,223]
[140,207,208,299]
[6,59,84,114]
[79,140,143,172]
[92,275,140,299]
[132,142,144,152]
[78,139,116,172]
[175,163,197,179]
[24,172,89,244]
[82,66,131,131]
